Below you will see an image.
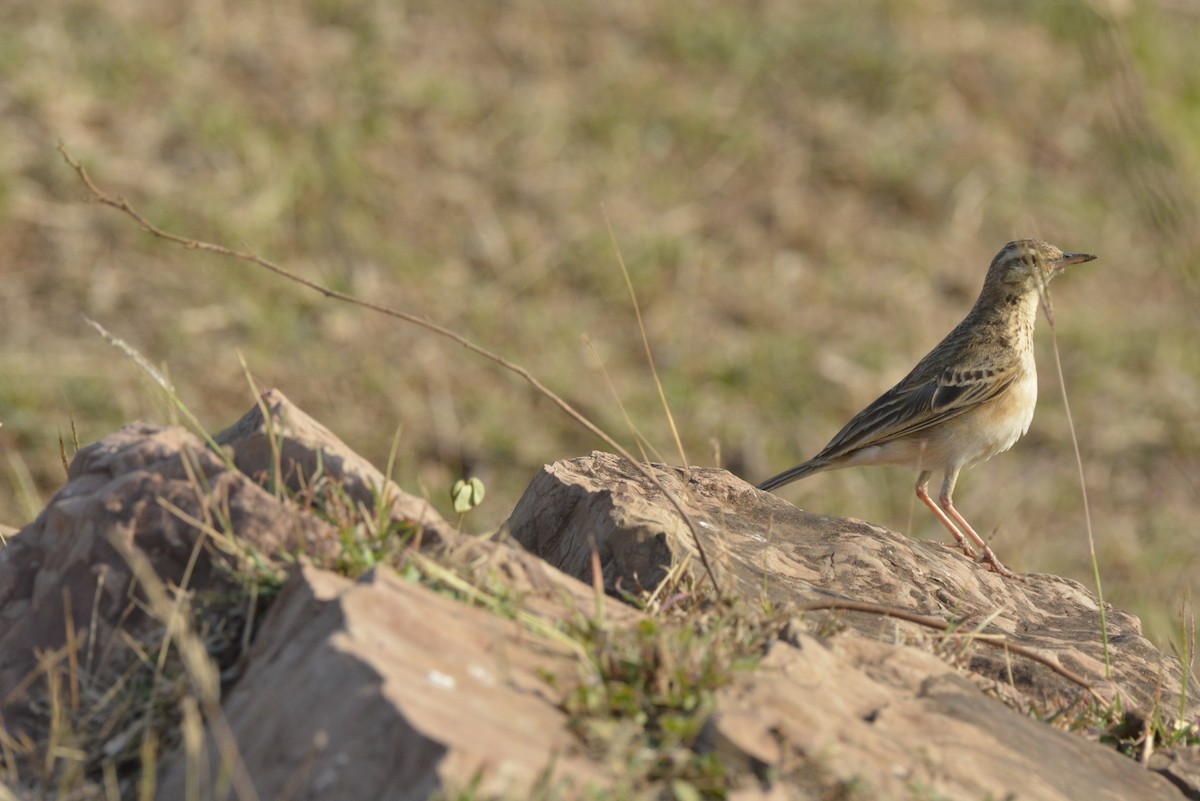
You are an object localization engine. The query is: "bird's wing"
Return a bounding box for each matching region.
[813,353,1021,462]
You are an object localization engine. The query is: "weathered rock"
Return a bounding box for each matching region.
[0,392,462,746]
[216,393,630,629]
[1151,748,1200,800]
[0,422,339,741]
[5,405,1198,801]
[709,632,1184,800]
[214,389,457,548]
[0,395,644,799]
[156,561,609,801]
[504,452,1200,720]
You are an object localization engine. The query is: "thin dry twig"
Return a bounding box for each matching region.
[795,598,1105,701]
[58,144,724,596]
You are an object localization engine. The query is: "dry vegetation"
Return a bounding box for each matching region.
[2,0,1199,645]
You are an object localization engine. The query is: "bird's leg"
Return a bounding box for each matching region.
[914,471,978,559]
[942,500,1021,580]
[938,470,1022,580]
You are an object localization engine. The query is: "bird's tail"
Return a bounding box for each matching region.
[757,458,829,492]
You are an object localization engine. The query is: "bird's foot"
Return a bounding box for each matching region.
[942,540,979,560]
[980,548,1025,582]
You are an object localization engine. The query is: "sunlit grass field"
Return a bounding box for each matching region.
[2,0,1198,645]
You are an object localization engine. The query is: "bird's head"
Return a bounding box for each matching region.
[989,239,1097,289]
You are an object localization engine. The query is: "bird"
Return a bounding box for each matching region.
[758,239,1097,579]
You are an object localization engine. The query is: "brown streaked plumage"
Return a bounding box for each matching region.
[758,239,1097,579]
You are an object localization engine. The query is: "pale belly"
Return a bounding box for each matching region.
[842,367,1038,473]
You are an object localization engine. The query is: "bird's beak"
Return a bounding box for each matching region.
[1055,252,1097,269]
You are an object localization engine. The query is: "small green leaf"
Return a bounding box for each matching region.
[451,477,486,514]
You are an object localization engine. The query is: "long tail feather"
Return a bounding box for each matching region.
[757,458,829,492]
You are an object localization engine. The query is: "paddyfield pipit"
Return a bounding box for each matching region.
[758,239,1097,579]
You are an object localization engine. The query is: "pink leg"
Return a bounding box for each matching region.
[940,496,1022,580]
[937,468,1023,580]
[915,472,978,559]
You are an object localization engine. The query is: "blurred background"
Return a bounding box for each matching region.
[1,0,1197,644]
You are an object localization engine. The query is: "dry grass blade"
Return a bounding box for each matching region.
[1046,325,1109,677]
[604,214,688,472]
[1031,257,1111,679]
[583,334,661,465]
[82,317,234,473]
[405,550,590,659]
[104,531,260,801]
[82,318,172,393]
[58,144,725,596]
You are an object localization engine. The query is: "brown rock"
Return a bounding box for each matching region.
[0,422,339,741]
[214,389,457,548]
[218,391,617,621]
[1150,747,1200,800]
[5,404,1196,800]
[504,452,1200,719]
[709,633,1184,800]
[219,393,627,629]
[155,561,606,801]
[1,396,640,799]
